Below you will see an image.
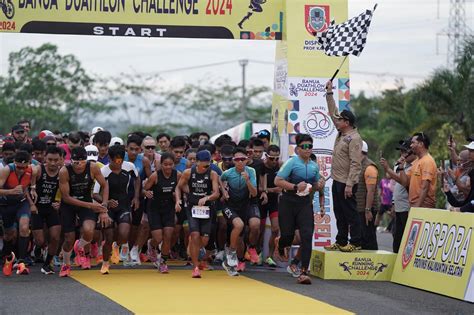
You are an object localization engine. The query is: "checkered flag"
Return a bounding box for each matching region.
[315,5,376,57]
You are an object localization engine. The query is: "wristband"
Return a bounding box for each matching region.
[326,92,334,95]
[30,185,36,189]
[365,208,371,212]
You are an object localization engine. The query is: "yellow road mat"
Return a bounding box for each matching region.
[72,269,351,315]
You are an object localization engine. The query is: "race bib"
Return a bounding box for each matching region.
[191,206,210,219]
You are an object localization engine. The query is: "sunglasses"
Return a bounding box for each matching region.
[87,152,98,156]
[71,159,87,165]
[268,156,279,161]
[258,130,270,136]
[145,146,156,150]
[233,157,247,162]
[298,144,313,150]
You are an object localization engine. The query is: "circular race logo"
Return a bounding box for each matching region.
[303,109,335,139]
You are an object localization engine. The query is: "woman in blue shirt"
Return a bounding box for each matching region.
[275,134,322,285]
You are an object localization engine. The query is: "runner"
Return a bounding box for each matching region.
[142,136,161,172]
[274,134,322,285]
[157,133,171,155]
[0,142,16,167]
[93,145,139,274]
[144,153,180,274]
[170,137,188,173]
[93,130,112,165]
[220,147,258,276]
[175,150,220,278]
[0,150,37,276]
[59,132,83,165]
[58,147,109,277]
[31,146,62,275]
[125,134,152,265]
[32,138,47,164]
[260,144,282,267]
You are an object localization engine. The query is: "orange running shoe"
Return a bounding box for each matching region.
[100,262,110,275]
[59,264,71,277]
[16,262,30,275]
[2,252,15,276]
[111,242,120,265]
[192,266,201,278]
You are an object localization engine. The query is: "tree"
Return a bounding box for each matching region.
[0,44,111,134]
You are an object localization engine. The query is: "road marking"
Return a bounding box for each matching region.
[72,269,351,314]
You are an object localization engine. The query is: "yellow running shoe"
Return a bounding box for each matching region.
[100,262,110,275]
[111,242,120,265]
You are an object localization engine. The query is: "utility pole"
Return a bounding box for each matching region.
[239,59,249,121]
[437,0,473,69]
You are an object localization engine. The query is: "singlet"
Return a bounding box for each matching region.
[66,162,94,202]
[36,165,60,207]
[151,169,178,208]
[263,163,280,204]
[98,161,138,209]
[187,166,212,205]
[125,153,145,179]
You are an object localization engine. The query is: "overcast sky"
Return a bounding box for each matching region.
[0,0,472,96]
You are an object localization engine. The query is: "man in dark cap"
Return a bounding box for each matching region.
[324,81,363,252]
[11,125,28,144]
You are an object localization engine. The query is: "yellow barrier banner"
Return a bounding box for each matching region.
[311,249,396,281]
[0,0,283,40]
[391,208,474,302]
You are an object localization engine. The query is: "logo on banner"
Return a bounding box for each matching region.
[402,220,423,269]
[305,5,330,36]
[303,107,336,140]
[1,0,15,19]
[338,258,390,276]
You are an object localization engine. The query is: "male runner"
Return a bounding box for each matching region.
[58,147,109,277]
[31,146,62,275]
[220,147,258,276]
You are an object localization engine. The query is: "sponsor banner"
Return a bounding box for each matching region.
[391,208,474,302]
[311,249,396,281]
[0,0,283,40]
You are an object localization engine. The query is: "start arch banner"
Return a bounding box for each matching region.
[0,0,283,40]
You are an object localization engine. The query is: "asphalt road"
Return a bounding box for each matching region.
[1,232,472,315]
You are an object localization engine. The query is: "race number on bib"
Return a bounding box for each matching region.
[191,206,210,219]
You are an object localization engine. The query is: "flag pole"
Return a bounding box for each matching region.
[330,55,348,82]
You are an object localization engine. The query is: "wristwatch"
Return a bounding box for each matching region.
[365,208,371,212]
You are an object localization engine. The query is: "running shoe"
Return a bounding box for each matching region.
[73,240,86,267]
[159,263,169,274]
[24,256,34,266]
[324,243,342,251]
[257,252,264,266]
[192,266,201,278]
[146,240,158,263]
[100,262,110,275]
[198,261,213,271]
[222,261,239,277]
[16,262,30,275]
[247,247,259,264]
[236,261,246,272]
[120,244,130,262]
[130,246,141,266]
[339,244,362,252]
[139,253,148,264]
[59,264,71,277]
[226,250,238,267]
[33,245,44,263]
[82,256,92,270]
[2,252,15,276]
[287,264,301,278]
[53,255,62,267]
[265,257,277,268]
[91,242,99,259]
[41,264,55,275]
[214,250,225,263]
[297,271,312,285]
[111,242,120,265]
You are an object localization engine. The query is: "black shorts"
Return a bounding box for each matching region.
[176,206,187,225]
[108,207,131,225]
[260,197,278,220]
[0,200,31,230]
[31,205,60,230]
[148,203,175,231]
[60,203,96,233]
[185,204,215,237]
[223,200,260,224]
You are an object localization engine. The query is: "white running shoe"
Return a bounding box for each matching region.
[120,244,130,262]
[130,246,141,266]
[226,250,238,267]
[214,250,225,263]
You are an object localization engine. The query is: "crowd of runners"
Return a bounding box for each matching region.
[2,81,473,286]
[0,120,324,285]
